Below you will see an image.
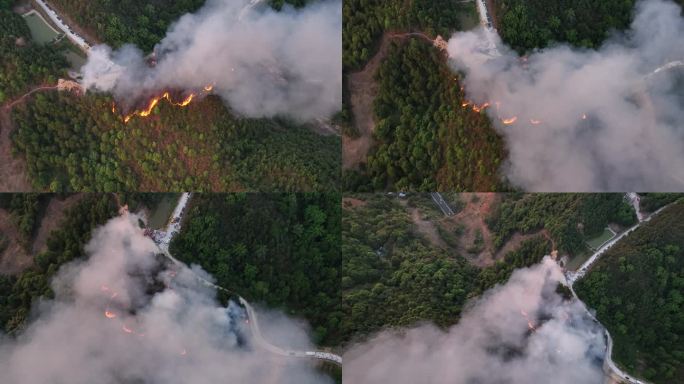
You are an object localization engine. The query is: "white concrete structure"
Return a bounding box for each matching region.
[475,0,501,57]
[431,192,455,216]
[33,0,91,52]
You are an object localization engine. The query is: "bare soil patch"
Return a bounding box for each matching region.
[0,209,32,275]
[409,207,447,249]
[32,194,83,254]
[0,106,31,191]
[342,197,367,210]
[343,33,400,170]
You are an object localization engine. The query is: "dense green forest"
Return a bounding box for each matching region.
[49,0,313,51]
[169,193,342,346]
[49,0,206,51]
[345,40,505,191]
[639,193,682,213]
[0,9,66,102]
[494,0,637,53]
[342,194,554,342]
[0,194,49,240]
[343,0,477,69]
[11,92,340,192]
[487,194,636,254]
[0,194,116,333]
[576,202,684,383]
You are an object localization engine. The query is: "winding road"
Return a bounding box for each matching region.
[154,193,342,366]
[565,194,674,384]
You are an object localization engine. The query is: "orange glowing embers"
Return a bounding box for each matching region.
[105,311,117,319]
[501,116,518,125]
[520,309,537,332]
[471,102,489,113]
[118,84,214,124]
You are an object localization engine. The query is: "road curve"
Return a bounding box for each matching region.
[566,196,676,384]
[156,193,342,366]
[567,197,669,285]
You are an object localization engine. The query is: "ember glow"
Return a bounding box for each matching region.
[104,311,116,319]
[119,85,212,124]
[502,116,518,125]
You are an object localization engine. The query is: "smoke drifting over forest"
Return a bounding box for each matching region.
[344,258,606,384]
[0,215,330,384]
[447,0,684,191]
[82,0,342,121]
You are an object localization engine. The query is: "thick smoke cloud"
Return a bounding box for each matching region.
[344,258,606,384]
[0,215,330,384]
[447,0,684,191]
[82,0,342,121]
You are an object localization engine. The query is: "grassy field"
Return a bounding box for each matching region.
[586,227,616,250]
[22,11,59,44]
[147,194,180,229]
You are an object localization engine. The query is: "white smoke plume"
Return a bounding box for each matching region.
[344,258,606,384]
[0,215,331,384]
[82,0,342,121]
[447,0,684,191]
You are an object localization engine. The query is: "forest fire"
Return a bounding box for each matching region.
[501,116,518,125]
[471,102,489,113]
[520,309,537,332]
[116,84,214,124]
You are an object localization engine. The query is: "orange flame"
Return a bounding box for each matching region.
[472,102,490,113]
[118,83,215,123]
[461,101,471,108]
[105,311,117,319]
[502,116,518,125]
[520,309,536,331]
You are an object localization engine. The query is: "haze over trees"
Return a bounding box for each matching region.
[48,0,315,51]
[49,0,206,51]
[341,193,647,343]
[576,201,684,383]
[170,193,342,346]
[0,194,116,333]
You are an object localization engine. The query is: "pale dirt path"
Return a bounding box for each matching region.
[344,32,433,169]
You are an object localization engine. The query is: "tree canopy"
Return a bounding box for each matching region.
[576,201,684,383]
